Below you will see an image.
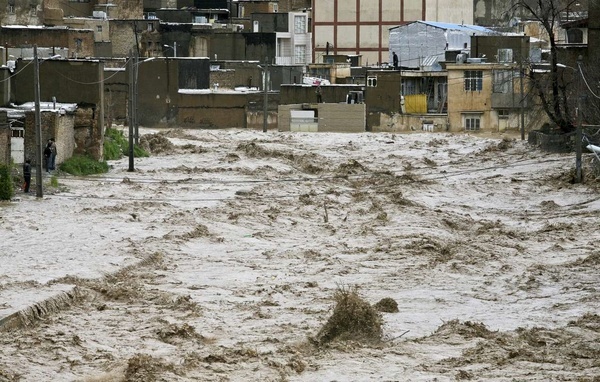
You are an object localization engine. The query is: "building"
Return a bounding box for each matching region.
[311,0,473,66]
[250,11,312,65]
[388,21,495,69]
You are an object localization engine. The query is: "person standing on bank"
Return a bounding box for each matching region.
[393,51,399,70]
[49,138,57,171]
[316,84,323,103]
[23,159,31,193]
[44,139,52,172]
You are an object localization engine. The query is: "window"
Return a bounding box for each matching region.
[273,4,278,13]
[367,76,378,87]
[294,45,306,64]
[497,49,513,63]
[463,114,481,131]
[97,25,102,32]
[567,28,583,44]
[493,70,515,93]
[294,15,306,34]
[8,4,14,13]
[11,129,24,138]
[30,5,36,16]
[401,79,417,95]
[464,70,483,91]
[497,109,509,118]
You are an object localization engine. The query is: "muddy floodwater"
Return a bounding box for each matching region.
[1,128,599,381]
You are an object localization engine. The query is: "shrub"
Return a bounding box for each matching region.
[134,144,150,158]
[103,128,127,160]
[373,297,399,313]
[60,155,109,176]
[316,286,382,345]
[103,128,149,160]
[0,164,15,200]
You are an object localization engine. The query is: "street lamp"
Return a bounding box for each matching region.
[33,46,61,198]
[127,54,156,172]
[163,42,177,58]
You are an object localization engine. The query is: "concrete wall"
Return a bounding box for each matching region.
[371,113,448,133]
[136,58,210,126]
[471,35,530,63]
[280,84,363,104]
[364,71,401,126]
[12,60,103,105]
[177,91,280,129]
[0,68,10,107]
[0,27,95,59]
[279,103,365,133]
[252,13,289,33]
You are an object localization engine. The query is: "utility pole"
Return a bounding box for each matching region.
[575,55,583,183]
[133,48,139,145]
[520,55,525,141]
[263,56,268,133]
[33,45,43,198]
[128,50,135,172]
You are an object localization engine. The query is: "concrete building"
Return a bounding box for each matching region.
[311,0,473,66]
[251,11,312,65]
[446,61,526,132]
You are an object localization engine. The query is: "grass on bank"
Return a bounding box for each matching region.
[60,128,149,176]
[104,127,149,161]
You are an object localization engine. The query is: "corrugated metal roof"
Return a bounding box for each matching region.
[391,20,495,35]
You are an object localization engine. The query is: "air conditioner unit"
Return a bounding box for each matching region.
[467,57,486,63]
[92,11,106,19]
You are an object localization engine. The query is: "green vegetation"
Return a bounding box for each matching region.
[0,163,15,200]
[50,175,59,188]
[104,127,150,160]
[60,155,109,176]
[103,128,126,160]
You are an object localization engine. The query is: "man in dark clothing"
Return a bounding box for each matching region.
[44,140,52,172]
[49,138,57,170]
[23,159,31,193]
[393,52,399,69]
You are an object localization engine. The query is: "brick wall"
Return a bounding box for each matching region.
[209,70,236,90]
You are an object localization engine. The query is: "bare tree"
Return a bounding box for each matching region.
[513,0,583,132]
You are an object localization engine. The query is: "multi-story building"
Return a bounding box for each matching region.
[311,0,473,66]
